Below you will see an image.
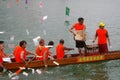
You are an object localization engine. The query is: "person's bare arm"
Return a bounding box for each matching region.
[106,32,111,46]
[64,47,74,51]
[43,50,48,68]
[69,26,76,36]
[20,51,26,63]
[26,50,36,55]
[93,32,98,43]
[82,25,86,40]
[3,52,13,57]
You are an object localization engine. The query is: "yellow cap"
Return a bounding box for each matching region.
[99,22,105,27]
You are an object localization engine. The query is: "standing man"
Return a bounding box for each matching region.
[13,40,35,63]
[56,39,74,59]
[69,17,86,56]
[93,22,111,53]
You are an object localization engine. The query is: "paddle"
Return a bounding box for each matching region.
[0,64,7,73]
[48,55,59,66]
[28,68,35,74]
[48,47,74,66]
[25,55,37,65]
[42,52,60,72]
[109,45,112,51]
[1,55,14,73]
[8,55,37,78]
[64,49,73,53]
[8,67,25,78]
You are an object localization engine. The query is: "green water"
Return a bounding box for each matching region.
[0,0,120,80]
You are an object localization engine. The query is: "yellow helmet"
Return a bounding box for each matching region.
[99,22,105,27]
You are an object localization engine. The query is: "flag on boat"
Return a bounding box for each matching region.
[66,6,70,16]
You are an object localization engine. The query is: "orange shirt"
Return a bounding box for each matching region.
[96,28,108,44]
[13,46,27,62]
[36,46,49,60]
[56,44,64,59]
[0,50,4,63]
[73,23,85,31]
[35,45,44,56]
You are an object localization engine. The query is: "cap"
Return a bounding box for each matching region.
[99,22,105,27]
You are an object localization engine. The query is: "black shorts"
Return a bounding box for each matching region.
[75,40,86,48]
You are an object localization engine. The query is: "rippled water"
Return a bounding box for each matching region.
[0,0,120,80]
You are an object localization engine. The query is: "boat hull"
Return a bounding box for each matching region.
[3,51,120,70]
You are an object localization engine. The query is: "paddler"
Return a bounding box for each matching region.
[69,17,87,56]
[43,41,54,68]
[35,38,45,60]
[56,39,74,59]
[0,41,12,74]
[13,40,35,63]
[35,39,54,67]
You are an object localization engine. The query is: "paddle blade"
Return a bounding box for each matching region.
[23,71,28,77]
[8,73,16,78]
[32,69,35,74]
[2,67,7,73]
[19,67,25,70]
[11,75,19,80]
[33,36,41,46]
[36,69,42,74]
[15,69,22,75]
[53,61,59,66]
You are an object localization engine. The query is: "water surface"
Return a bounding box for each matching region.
[0,0,120,80]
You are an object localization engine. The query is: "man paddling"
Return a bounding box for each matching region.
[43,41,54,68]
[0,41,12,74]
[69,17,87,56]
[35,39,45,60]
[93,22,111,53]
[56,39,74,59]
[13,40,35,63]
[35,39,54,67]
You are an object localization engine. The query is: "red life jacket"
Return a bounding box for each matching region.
[36,47,49,61]
[73,23,85,30]
[96,28,108,44]
[56,44,64,59]
[0,50,4,63]
[14,46,27,62]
